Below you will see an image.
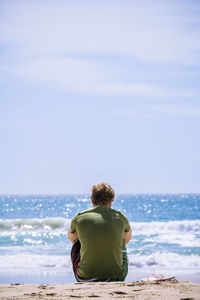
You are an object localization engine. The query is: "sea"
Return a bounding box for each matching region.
[0,194,200,283]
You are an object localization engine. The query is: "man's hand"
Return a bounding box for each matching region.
[123,228,132,245]
[68,229,78,243]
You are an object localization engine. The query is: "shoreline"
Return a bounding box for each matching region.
[1,269,200,285]
[1,281,200,300]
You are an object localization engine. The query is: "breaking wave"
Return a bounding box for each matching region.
[0,217,69,231]
[1,218,200,234]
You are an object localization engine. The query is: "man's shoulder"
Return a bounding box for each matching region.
[72,207,94,219]
[111,208,129,219]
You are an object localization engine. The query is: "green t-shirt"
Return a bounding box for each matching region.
[70,206,130,279]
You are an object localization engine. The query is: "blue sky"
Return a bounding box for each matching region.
[0,0,200,194]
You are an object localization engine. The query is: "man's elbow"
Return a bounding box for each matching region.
[124,236,131,245]
[123,228,132,245]
[68,229,78,243]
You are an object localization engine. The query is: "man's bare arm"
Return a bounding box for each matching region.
[123,228,132,245]
[68,229,78,243]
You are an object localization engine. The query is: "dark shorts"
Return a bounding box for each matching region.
[71,239,128,282]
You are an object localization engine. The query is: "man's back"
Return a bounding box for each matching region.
[70,206,130,279]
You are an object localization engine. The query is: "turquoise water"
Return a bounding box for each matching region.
[0,194,200,283]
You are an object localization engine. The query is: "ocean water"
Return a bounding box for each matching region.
[0,194,200,283]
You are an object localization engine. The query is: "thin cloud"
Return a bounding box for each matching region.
[114,108,153,118]
[0,1,199,97]
[152,105,200,117]
[0,0,200,63]
[114,105,200,118]
[2,57,165,97]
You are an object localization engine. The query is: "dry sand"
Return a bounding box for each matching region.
[0,281,200,300]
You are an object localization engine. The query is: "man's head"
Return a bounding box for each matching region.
[91,182,115,206]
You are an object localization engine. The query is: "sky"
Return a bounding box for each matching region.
[0,0,200,194]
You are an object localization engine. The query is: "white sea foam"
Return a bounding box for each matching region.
[0,251,200,276]
[144,233,200,247]
[128,252,200,275]
[0,253,71,271]
[130,220,200,235]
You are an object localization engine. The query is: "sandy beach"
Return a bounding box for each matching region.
[0,281,200,300]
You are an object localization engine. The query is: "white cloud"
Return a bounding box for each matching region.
[0,0,200,63]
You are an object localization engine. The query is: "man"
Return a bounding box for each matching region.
[68,182,132,282]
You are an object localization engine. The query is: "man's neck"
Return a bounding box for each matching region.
[93,202,112,208]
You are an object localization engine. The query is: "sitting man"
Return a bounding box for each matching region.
[68,182,132,282]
